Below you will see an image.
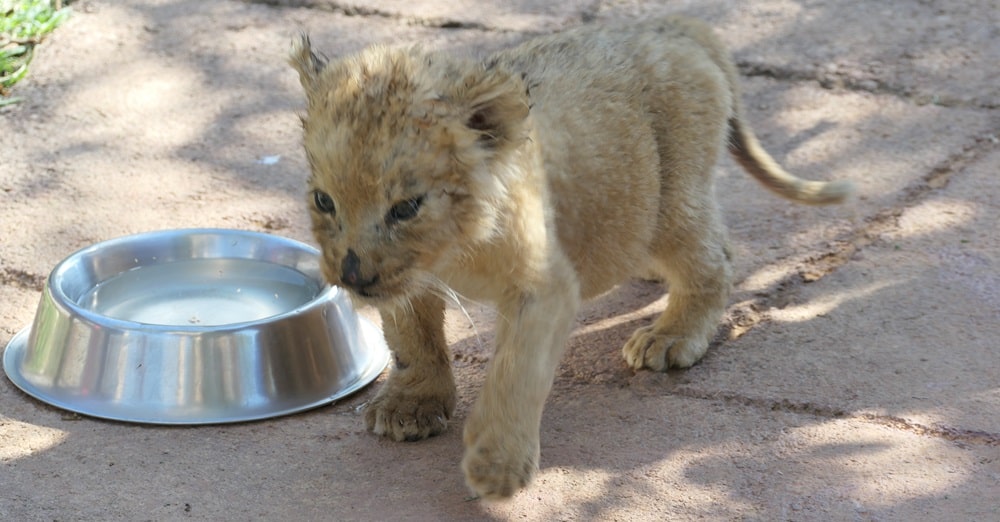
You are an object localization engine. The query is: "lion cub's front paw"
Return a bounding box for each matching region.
[622,325,709,371]
[364,381,455,442]
[461,420,539,499]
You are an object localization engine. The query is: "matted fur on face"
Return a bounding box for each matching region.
[296,44,529,306]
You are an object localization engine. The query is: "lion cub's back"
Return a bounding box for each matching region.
[490,19,722,297]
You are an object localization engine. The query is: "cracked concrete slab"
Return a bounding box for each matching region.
[715,75,995,280]
[2,0,998,520]
[3,384,996,520]
[248,0,598,32]
[597,0,1000,108]
[676,148,1000,436]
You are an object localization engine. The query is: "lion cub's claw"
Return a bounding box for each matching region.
[364,388,454,442]
[622,325,708,371]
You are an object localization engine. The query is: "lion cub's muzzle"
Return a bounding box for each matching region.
[339,249,381,297]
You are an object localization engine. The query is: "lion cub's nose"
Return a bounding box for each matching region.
[340,249,377,291]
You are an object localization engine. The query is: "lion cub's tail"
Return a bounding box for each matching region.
[727,116,854,205]
[674,13,854,205]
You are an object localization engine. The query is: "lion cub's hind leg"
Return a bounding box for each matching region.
[622,37,735,371]
[365,294,457,441]
[622,200,733,371]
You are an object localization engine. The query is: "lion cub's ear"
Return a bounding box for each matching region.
[289,34,327,99]
[453,64,530,154]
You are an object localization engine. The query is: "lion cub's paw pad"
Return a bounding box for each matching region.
[364,393,451,442]
[622,325,708,371]
[461,440,538,500]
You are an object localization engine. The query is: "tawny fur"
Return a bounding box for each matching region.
[290,16,852,500]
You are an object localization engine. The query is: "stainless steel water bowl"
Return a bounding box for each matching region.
[2,229,388,424]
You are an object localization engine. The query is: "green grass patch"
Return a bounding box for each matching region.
[1,0,71,98]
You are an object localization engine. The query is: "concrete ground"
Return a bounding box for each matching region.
[1,0,998,520]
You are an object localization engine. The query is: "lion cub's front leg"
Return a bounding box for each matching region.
[365,294,456,442]
[461,267,580,499]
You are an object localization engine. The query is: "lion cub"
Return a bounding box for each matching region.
[290,16,851,499]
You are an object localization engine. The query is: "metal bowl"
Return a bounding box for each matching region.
[2,229,388,425]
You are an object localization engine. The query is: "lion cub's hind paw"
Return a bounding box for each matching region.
[622,325,709,371]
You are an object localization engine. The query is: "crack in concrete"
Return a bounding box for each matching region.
[675,387,1000,447]
[674,387,849,418]
[859,413,1000,447]
[676,133,1000,447]
[1,267,46,293]
[801,132,998,278]
[248,0,998,111]
[722,132,1000,341]
[245,0,501,31]
[737,60,1000,110]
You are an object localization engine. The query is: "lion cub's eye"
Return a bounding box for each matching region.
[387,196,424,224]
[313,190,336,214]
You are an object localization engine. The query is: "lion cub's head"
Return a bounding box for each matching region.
[290,37,530,305]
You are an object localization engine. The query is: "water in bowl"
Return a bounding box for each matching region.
[78,258,322,326]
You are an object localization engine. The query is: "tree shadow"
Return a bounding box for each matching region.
[2,0,997,519]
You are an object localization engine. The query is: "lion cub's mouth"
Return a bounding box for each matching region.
[338,273,409,303]
[353,285,383,299]
[340,280,385,301]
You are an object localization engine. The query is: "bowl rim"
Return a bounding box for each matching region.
[46,228,337,334]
